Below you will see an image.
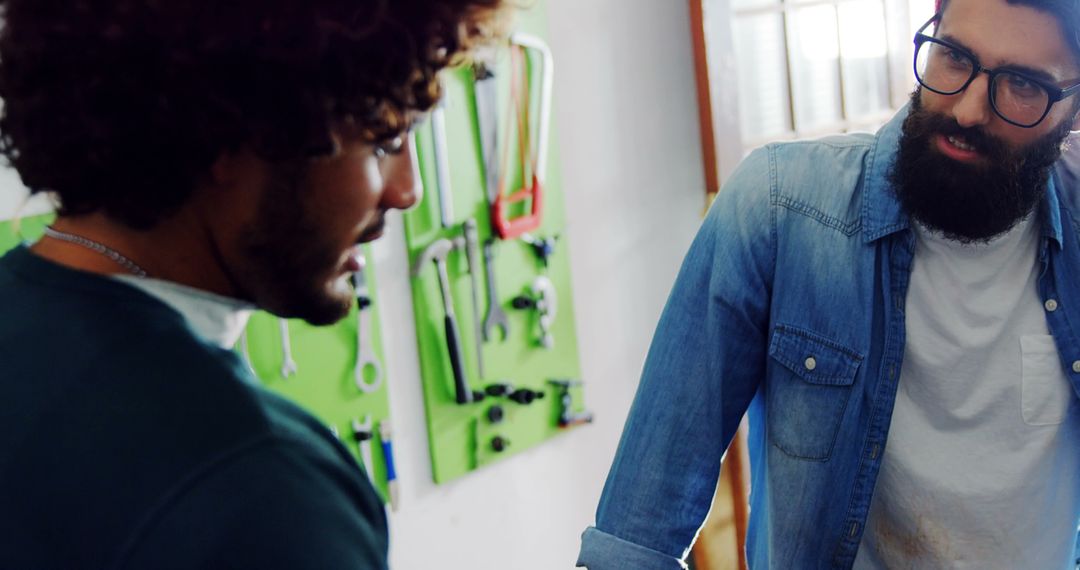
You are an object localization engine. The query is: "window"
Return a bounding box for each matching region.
[732,0,935,144]
[692,0,937,189]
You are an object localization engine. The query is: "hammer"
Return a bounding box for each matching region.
[412,238,473,404]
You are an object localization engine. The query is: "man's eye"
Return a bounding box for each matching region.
[374,136,405,159]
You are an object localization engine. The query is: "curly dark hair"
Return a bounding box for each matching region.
[0,0,506,228]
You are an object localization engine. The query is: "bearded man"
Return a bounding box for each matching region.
[0,1,503,568]
[578,0,1080,568]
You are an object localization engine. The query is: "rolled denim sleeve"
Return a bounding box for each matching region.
[576,527,688,569]
[578,148,775,568]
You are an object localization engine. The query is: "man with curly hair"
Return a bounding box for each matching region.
[0,1,503,568]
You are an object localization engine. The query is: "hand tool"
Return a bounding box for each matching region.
[489,34,555,240]
[532,276,557,349]
[481,238,510,342]
[473,61,500,208]
[510,33,553,190]
[351,416,376,486]
[508,388,545,406]
[237,329,256,376]
[548,379,594,428]
[412,238,473,404]
[484,383,513,398]
[510,276,558,349]
[462,219,486,379]
[520,233,559,268]
[278,318,298,378]
[378,420,399,511]
[350,252,383,394]
[431,97,454,228]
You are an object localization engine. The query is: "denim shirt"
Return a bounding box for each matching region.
[577,107,1080,570]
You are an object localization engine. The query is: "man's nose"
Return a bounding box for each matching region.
[380,138,422,212]
[952,73,993,128]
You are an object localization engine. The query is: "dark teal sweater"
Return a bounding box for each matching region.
[0,245,388,569]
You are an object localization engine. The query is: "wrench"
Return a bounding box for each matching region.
[278,318,297,378]
[482,238,510,342]
[462,219,486,379]
[351,254,384,393]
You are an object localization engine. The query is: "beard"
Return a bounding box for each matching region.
[237,160,356,326]
[891,88,1072,243]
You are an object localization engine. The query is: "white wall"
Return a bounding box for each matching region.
[0,167,50,219]
[379,1,707,568]
[0,0,707,566]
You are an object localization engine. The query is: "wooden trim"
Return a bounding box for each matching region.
[728,428,750,570]
[689,0,721,196]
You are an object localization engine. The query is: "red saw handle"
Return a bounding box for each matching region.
[493,173,543,239]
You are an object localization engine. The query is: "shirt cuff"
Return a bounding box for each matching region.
[576,526,688,570]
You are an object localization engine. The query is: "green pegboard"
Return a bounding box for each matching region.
[0,213,52,251]
[405,5,590,484]
[242,247,395,503]
[0,214,396,503]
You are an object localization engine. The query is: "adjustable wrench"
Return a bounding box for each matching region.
[462,219,486,378]
[351,253,383,394]
[482,238,510,342]
[278,319,297,378]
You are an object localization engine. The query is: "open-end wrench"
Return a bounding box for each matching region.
[351,253,384,394]
[278,319,297,378]
[482,238,510,342]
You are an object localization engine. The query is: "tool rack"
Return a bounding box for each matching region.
[405,7,590,485]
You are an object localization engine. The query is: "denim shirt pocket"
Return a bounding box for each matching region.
[767,325,864,461]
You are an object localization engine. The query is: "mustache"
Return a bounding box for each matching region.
[356,213,386,243]
[911,110,1011,163]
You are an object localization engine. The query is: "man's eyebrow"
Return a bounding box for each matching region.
[940,32,1061,84]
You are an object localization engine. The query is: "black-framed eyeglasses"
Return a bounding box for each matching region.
[913,14,1080,128]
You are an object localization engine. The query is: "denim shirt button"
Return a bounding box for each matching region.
[804,357,817,371]
[1045,299,1059,312]
[1072,360,1080,374]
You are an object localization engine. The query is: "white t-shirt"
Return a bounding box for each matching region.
[854,216,1080,569]
[112,275,253,349]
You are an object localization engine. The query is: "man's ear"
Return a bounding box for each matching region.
[205,150,266,197]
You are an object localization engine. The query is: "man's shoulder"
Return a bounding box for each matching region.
[761,131,877,199]
[720,132,880,235]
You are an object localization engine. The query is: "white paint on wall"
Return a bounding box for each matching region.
[0,165,52,221]
[382,2,707,568]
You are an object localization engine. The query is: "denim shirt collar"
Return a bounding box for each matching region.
[861,102,1065,249]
